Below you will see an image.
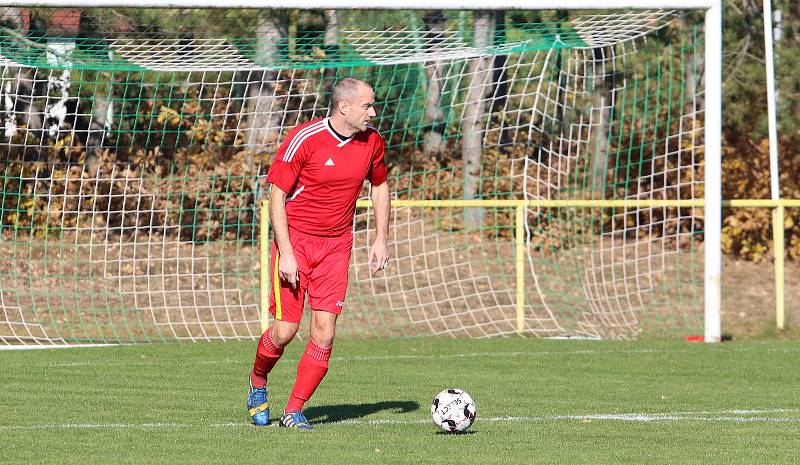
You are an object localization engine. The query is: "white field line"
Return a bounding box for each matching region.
[2,409,799,431]
[39,346,800,369]
[0,344,117,351]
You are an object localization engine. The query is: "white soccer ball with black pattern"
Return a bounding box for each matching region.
[431,388,476,433]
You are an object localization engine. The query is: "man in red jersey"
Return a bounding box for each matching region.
[246,78,390,430]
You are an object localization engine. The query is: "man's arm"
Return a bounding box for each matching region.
[270,184,299,288]
[368,181,390,274]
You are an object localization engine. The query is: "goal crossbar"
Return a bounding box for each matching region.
[1,1,721,9]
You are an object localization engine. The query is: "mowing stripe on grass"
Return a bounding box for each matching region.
[38,345,800,369]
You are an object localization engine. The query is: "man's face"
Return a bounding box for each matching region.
[342,84,377,132]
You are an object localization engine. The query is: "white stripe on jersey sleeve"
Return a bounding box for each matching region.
[283,120,325,162]
[284,126,326,162]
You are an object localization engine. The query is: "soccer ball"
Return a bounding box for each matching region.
[431,388,476,433]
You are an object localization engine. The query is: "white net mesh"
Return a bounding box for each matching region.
[0,8,705,344]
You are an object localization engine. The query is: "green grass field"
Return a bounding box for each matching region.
[2,337,799,464]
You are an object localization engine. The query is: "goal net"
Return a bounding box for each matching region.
[0,5,716,344]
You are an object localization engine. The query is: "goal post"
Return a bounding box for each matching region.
[0,1,722,344]
[704,1,722,343]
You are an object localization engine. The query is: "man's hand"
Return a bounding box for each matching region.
[369,238,390,274]
[279,252,300,289]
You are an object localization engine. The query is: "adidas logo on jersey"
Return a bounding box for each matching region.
[325,158,335,166]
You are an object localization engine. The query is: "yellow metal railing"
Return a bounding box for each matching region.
[260,198,798,334]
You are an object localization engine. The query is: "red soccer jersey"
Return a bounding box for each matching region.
[267,117,388,238]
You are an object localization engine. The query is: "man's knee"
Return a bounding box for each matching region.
[311,332,335,348]
[271,322,299,347]
[310,312,337,347]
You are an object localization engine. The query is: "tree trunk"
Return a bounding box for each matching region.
[781,4,800,121]
[85,80,114,171]
[243,10,287,152]
[74,11,119,166]
[44,9,81,143]
[685,30,703,122]
[489,11,511,147]
[422,10,447,156]
[322,9,339,110]
[553,11,568,130]
[590,46,615,195]
[462,11,494,231]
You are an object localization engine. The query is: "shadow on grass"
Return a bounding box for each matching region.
[304,400,420,424]
[435,430,477,435]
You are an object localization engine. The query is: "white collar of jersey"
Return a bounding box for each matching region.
[324,117,353,147]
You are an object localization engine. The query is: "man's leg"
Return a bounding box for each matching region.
[248,238,307,426]
[247,320,298,426]
[284,310,336,415]
[250,320,299,388]
[279,234,348,430]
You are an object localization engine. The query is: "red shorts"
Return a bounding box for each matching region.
[269,231,353,323]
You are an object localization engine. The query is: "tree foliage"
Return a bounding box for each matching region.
[0,5,798,259]
[720,0,800,260]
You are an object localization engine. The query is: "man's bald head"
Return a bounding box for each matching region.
[328,77,376,136]
[331,78,371,112]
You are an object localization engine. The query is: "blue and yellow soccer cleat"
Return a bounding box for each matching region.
[247,384,270,426]
[279,411,313,431]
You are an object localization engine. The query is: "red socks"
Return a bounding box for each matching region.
[250,327,284,389]
[284,338,332,413]
[250,331,332,413]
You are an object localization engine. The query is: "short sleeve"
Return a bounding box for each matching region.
[267,131,310,193]
[367,135,387,186]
